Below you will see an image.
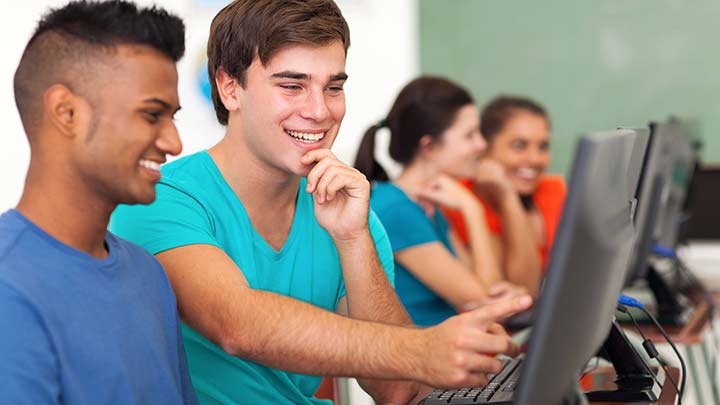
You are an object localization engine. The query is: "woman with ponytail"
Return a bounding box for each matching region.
[354,77,528,327]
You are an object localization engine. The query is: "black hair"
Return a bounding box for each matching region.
[13,0,185,135]
[354,76,474,182]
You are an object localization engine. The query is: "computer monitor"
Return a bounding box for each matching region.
[624,119,695,284]
[513,128,648,405]
[624,123,668,285]
[681,164,720,240]
[652,120,696,249]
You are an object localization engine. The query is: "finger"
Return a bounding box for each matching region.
[470,295,533,324]
[441,370,489,390]
[457,331,515,355]
[301,148,334,166]
[306,157,340,194]
[487,322,507,336]
[314,165,337,204]
[453,352,504,375]
[488,283,510,296]
[323,169,354,202]
[462,373,489,389]
[314,164,355,203]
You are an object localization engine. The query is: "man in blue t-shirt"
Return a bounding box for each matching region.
[0,2,196,404]
[110,1,532,404]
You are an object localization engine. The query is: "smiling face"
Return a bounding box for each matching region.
[233,41,347,176]
[73,44,182,205]
[427,104,487,179]
[486,111,550,195]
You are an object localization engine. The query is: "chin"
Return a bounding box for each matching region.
[516,184,538,196]
[123,188,157,206]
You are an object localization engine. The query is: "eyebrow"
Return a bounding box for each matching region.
[270,71,349,82]
[143,98,181,113]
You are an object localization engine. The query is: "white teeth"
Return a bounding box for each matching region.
[286,130,326,143]
[139,159,161,171]
[516,168,538,179]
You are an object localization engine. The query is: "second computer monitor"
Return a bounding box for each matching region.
[513,128,648,405]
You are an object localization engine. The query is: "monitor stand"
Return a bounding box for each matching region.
[585,320,664,402]
[645,265,693,326]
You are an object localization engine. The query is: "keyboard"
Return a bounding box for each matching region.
[423,356,523,404]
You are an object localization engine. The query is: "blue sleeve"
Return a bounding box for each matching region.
[110,181,220,254]
[372,198,440,253]
[175,315,198,405]
[0,282,59,404]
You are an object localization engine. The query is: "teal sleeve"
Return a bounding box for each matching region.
[110,181,220,254]
[369,209,395,288]
[372,200,439,253]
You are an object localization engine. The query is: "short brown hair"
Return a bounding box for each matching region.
[207,0,350,125]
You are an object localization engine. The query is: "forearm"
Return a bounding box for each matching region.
[334,230,419,401]
[463,204,503,286]
[210,288,426,381]
[335,230,412,325]
[496,194,541,296]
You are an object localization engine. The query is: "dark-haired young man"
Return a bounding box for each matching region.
[0,1,196,404]
[111,0,531,403]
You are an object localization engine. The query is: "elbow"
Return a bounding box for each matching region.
[217,329,256,358]
[217,331,242,356]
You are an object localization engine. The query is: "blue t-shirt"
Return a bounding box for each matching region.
[370,182,458,327]
[0,209,197,405]
[110,150,395,405]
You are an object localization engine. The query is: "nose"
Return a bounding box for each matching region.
[529,147,548,168]
[300,89,331,122]
[156,122,183,158]
[474,133,488,153]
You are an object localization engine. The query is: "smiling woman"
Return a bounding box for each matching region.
[446,96,566,283]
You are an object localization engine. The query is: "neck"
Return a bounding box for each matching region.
[394,159,439,194]
[208,130,300,218]
[16,158,114,259]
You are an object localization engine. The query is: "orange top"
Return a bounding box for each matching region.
[445,175,566,271]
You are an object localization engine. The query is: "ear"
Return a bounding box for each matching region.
[215,67,243,115]
[43,84,86,139]
[417,134,436,157]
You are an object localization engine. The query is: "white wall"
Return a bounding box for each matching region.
[0,0,417,210]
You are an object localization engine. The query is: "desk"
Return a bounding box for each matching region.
[582,366,680,405]
[624,298,719,405]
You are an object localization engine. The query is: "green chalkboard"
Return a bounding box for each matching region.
[420,0,720,175]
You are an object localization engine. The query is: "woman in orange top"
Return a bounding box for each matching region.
[446,96,566,293]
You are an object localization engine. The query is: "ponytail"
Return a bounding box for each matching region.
[354,120,389,182]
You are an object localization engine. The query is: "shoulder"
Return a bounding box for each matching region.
[106,233,159,264]
[534,174,567,213]
[370,182,422,217]
[0,211,29,263]
[536,175,566,195]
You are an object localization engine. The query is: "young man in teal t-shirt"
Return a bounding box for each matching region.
[111,0,532,403]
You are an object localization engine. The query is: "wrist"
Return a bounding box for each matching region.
[331,226,372,249]
[459,196,483,217]
[497,190,524,214]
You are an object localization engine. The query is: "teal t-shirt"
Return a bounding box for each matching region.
[370,182,457,327]
[110,151,395,405]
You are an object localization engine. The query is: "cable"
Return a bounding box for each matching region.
[579,356,600,381]
[640,306,687,402]
[618,304,681,405]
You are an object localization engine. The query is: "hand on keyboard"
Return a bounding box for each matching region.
[417,295,532,389]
